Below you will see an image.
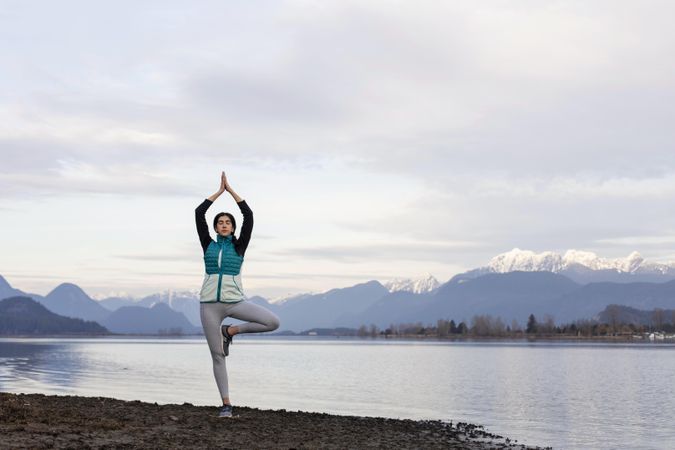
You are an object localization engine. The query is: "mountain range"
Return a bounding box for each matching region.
[460,248,675,284]
[4,248,675,332]
[100,303,201,335]
[99,291,202,326]
[0,277,199,335]
[0,296,108,335]
[381,273,440,294]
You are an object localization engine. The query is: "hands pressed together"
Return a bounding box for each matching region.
[218,171,232,193]
[209,171,243,203]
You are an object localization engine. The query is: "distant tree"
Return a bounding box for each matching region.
[467,315,506,336]
[449,320,457,334]
[437,319,450,338]
[369,324,379,338]
[605,304,621,333]
[526,314,538,334]
[493,317,506,336]
[620,324,634,334]
[652,308,665,331]
[541,315,555,334]
[575,319,593,337]
[415,322,424,334]
[510,319,521,334]
[456,322,468,334]
[357,325,368,337]
[471,315,491,336]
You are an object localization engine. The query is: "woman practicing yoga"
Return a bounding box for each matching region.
[195,171,280,418]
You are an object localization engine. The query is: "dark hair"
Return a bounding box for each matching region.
[213,212,237,237]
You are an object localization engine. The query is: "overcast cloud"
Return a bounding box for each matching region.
[2,0,675,298]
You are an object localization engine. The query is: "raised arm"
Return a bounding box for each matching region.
[195,199,213,254]
[221,172,254,256]
[195,172,229,253]
[236,199,253,256]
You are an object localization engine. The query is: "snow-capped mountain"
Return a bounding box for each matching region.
[382,273,440,294]
[140,289,200,304]
[487,249,564,273]
[269,291,318,305]
[97,289,202,326]
[136,290,201,326]
[485,248,669,274]
[459,248,675,284]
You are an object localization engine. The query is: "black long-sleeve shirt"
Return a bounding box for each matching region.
[195,199,254,257]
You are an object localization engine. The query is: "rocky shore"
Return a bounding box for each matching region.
[0,393,548,449]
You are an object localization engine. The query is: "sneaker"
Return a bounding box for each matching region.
[218,404,233,418]
[221,324,233,357]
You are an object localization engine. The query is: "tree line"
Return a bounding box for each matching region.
[356,310,675,339]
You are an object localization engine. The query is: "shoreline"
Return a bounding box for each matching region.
[2,333,673,344]
[0,392,547,449]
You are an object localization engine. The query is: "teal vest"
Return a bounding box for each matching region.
[204,235,243,275]
[199,234,245,303]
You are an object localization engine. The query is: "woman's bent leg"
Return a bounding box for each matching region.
[200,303,229,399]
[227,301,280,334]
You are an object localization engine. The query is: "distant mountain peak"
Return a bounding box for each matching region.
[47,282,89,298]
[383,273,439,294]
[488,248,563,273]
[150,302,172,311]
[270,291,319,305]
[91,292,136,301]
[0,274,11,290]
[153,289,200,300]
[485,248,663,274]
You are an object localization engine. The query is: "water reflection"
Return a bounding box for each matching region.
[0,338,212,401]
[0,338,674,450]
[0,341,87,390]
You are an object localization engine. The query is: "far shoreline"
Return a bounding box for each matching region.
[2,333,674,345]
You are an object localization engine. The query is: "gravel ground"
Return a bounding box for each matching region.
[0,393,549,449]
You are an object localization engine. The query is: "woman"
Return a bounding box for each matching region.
[195,171,280,418]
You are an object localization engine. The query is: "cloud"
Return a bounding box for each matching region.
[594,235,675,248]
[184,71,348,124]
[112,252,196,261]
[245,272,385,280]
[3,1,675,295]
[0,159,199,197]
[3,0,674,186]
[267,238,485,263]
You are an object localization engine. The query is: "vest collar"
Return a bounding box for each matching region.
[217,234,233,244]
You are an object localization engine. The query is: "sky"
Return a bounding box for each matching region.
[2,0,675,300]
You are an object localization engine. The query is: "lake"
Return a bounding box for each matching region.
[0,337,673,449]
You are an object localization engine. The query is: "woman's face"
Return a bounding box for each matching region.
[216,215,233,236]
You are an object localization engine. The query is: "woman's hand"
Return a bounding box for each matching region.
[210,170,242,203]
[207,171,229,202]
[219,171,227,193]
[220,171,233,193]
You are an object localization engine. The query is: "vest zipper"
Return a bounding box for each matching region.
[216,242,224,302]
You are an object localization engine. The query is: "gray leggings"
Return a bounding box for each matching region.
[200,301,280,400]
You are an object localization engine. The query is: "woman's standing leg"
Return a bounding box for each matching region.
[200,303,231,404]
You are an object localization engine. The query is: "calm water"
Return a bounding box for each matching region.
[0,337,673,449]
